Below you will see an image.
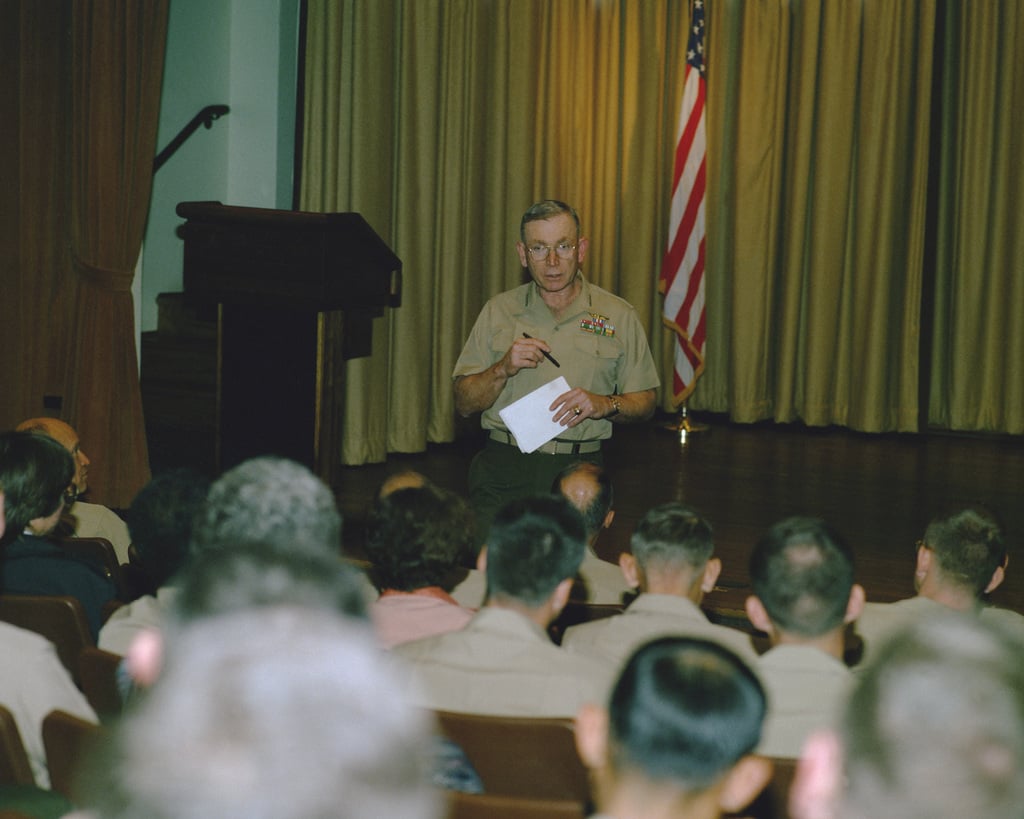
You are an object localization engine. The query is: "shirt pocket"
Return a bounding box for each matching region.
[572,332,623,394]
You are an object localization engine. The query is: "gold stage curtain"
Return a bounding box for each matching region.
[700,0,935,431]
[301,0,688,464]
[928,2,1024,433]
[66,0,168,505]
[300,0,1021,463]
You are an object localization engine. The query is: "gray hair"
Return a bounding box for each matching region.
[82,606,439,819]
[191,457,342,557]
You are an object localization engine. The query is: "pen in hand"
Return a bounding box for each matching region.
[522,333,560,368]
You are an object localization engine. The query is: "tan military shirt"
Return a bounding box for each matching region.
[453,276,659,440]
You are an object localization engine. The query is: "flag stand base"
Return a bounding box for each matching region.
[661,404,708,443]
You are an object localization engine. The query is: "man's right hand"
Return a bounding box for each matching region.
[454,336,551,417]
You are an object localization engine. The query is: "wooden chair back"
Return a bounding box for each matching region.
[0,595,94,685]
[53,536,128,600]
[78,646,125,722]
[0,705,35,786]
[40,710,103,802]
[446,791,586,819]
[434,711,589,802]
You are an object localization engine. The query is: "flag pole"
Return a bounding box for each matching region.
[661,401,708,441]
[659,0,707,441]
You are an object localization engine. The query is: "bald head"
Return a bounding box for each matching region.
[16,417,91,497]
[378,470,429,499]
[552,461,613,545]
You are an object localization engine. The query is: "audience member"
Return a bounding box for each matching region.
[790,613,1024,819]
[395,494,609,717]
[16,417,132,564]
[552,461,635,604]
[562,503,755,671]
[0,619,97,789]
[364,484,476,648]
[98,468,210,656]
[189,455,343,557]
[81,606,440,819]
[123,538,368,690]
[0,431,118,638]
[745,517,864,758]
[854,505,1024,669]
[575,636,771,819]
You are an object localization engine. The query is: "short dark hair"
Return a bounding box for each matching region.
[630,503,714,573]
[191,457,342,558]
[485,495,586,607]
[127,468,212,588]
[841,614,1024,818]
[365,485,475,592]
[608,636,766,790]
[749,517,855,637]
[924,506,1006,596]
[0,430,73,537]
[551,461,613,542]
[520,199,581,241]
[171,540,368,628]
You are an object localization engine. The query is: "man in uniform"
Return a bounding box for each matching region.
[453,199,659,536]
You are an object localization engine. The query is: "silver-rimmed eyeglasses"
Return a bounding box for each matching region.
[525,241,576,261]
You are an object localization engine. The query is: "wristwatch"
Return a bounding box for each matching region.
[607,395,622,418]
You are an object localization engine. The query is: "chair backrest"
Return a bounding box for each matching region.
[0,595,94,685]
[41,710,103,802]
[0,705,35,786]
[78,646,125,723]
[446,791,586,819]
[434,710,589,802]
[53,536,128,600]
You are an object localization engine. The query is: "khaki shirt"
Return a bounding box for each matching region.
[755,644,853,758]
[0,622,97,788]
[453,277,659,440]
[394,607,610,718]
[561,593,759,674]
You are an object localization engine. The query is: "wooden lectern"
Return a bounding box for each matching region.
[176,202,401,486]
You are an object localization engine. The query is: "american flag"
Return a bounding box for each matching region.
[659,0,707,404]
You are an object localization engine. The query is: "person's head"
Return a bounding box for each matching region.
[516,199,589,296]
[126,539,368,689]
[745,517,864,641]
[84,605,440,819]
[576,636,771,818]
[365,484,476,592]
[126,468,212,589]
[791,613,1024,819]
[0,430,74,539]
[552,460,615,546]
[190,456,342,558]
[377,469,429,498]
[15,417,90,500]
[916,506,1007,601]
[619,503,718,599]
[482,494,586,613]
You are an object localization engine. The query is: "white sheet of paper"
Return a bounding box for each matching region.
[498,376,570,453]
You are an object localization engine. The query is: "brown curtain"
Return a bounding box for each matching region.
[0,2,74,431]
[65,0,168,506]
